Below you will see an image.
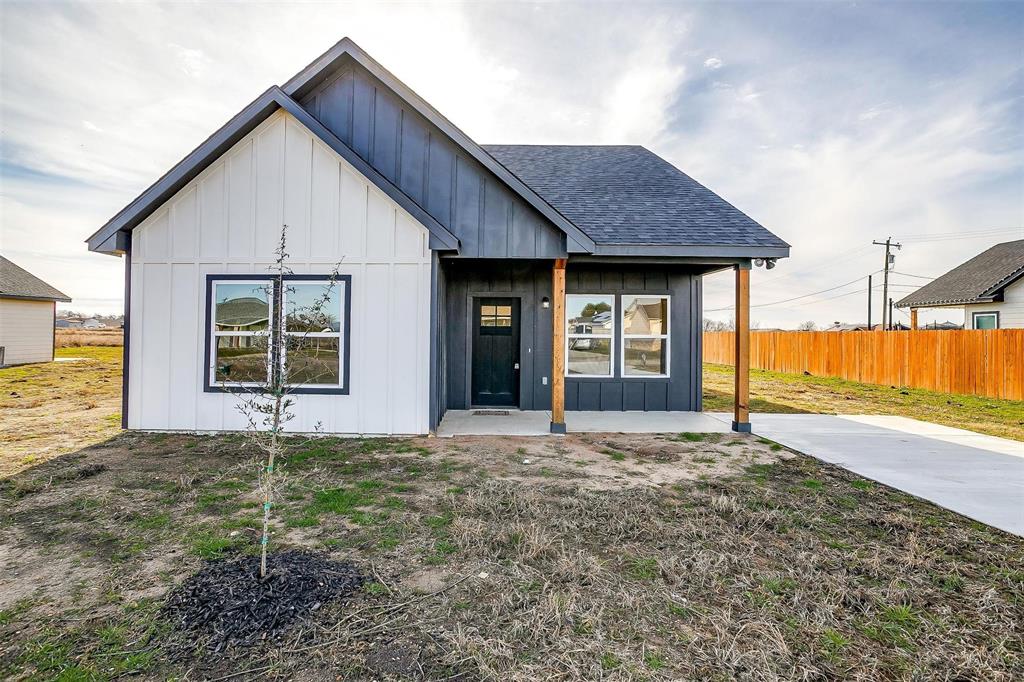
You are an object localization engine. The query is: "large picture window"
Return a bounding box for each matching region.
[621,295,669,377]
[565,294,614,376]
[205,274,351,394]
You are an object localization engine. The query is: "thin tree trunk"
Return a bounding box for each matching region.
[259,391,282,579]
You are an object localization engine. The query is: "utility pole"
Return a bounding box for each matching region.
[889,298,894,331]
[867,274,872,330]
[873,237,901,330]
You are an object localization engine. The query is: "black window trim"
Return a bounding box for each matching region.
[971,310,1000,330]
[203,273,352,395]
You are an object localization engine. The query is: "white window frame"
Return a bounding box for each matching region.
[565,294,615,378]
[620,294,670,379]
[280,279,346,389]
[972,311,999,330]
[210,279,273,388]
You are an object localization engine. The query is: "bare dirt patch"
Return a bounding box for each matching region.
[2,431,1022,680]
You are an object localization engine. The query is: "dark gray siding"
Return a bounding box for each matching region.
[300,61,566,258]
[441,261,702,412]
[564,265,702,412]
[442,260,553,411]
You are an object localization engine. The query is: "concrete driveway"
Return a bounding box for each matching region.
[713,414,1024,536]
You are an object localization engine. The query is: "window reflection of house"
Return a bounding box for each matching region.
[215,296,269,348]
[623,299,666,352]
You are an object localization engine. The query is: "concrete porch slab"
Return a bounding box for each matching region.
[436,410,733,437]
[566,411,732,434]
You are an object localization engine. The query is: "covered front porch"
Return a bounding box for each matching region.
[433,257,753,435]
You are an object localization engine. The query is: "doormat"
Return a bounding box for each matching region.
[472,410,510,416]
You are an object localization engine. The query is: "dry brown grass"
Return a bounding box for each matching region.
[1,431,1021,680]
[0,347,121,476]
[54,328,123,348]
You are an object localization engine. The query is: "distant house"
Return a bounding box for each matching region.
[81,318,106,329]
[897,239,1024,329]
[0,256,71,366]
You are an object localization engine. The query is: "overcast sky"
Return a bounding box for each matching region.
[1,1,1021,327]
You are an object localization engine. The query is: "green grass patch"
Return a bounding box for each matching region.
[627,557,660,581]
[603,449,626,462]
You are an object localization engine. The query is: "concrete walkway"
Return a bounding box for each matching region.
[436,410,731,437]
[710,413,1024,536]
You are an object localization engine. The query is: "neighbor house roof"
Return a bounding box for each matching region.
[215,297,270,328]
[484,145,789,255]
[896,239,1024,308]
[0,256,71,302]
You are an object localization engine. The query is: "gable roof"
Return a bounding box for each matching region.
[896,239,1024,308]
[88,37,789,260]
[283,38,596,253]
[86,86,459,255]
[0,256,71,302]
[484,145,789,257]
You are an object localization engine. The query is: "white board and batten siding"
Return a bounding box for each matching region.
[129,110,431,434]
[963,278,1024,329]
[0,298,55,365]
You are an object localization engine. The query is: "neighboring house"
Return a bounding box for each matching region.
[81,318,106,329]
[897,239,1024,329]
[85,38,788,435]
[0,256,71,366]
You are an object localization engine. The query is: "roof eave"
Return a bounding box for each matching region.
[0,293,72,303]
[588,244,790,259]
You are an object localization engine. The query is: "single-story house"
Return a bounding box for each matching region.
[55,318,82,329]
[0,256,71,366]
[80,318,107,329]
[896,239,1024,329]
[86,38,789,435]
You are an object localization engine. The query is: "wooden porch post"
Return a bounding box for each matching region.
[910,308,918,330]
[732,265,751,432]
[551,258,567,434]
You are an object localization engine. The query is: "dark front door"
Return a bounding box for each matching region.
[471,297,520,407]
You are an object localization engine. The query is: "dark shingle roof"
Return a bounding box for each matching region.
[896,239,1024,308]
[0,256,71,302]
[483,145,789,249]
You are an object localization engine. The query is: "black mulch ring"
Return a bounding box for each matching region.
[163,550,364,652]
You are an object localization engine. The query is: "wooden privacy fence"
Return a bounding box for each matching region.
[703,330,1024,401]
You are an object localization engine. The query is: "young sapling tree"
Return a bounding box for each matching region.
[214,225,342,578]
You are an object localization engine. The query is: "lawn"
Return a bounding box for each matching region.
[0,347,122,476]
[1,350,1022,679]
[703,362,1024,441]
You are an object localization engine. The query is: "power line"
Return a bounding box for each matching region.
[892,226,1022,240]
[704,272,878,312]
[889,271,934,280]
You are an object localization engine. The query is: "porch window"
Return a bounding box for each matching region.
[565,294,614,376]
[205,275,351,394]
[621,295,669,377]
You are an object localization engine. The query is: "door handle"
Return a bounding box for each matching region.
[514,363,520,370]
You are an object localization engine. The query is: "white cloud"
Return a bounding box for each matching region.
[0,1,1020,328]
[169,43,211,78]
